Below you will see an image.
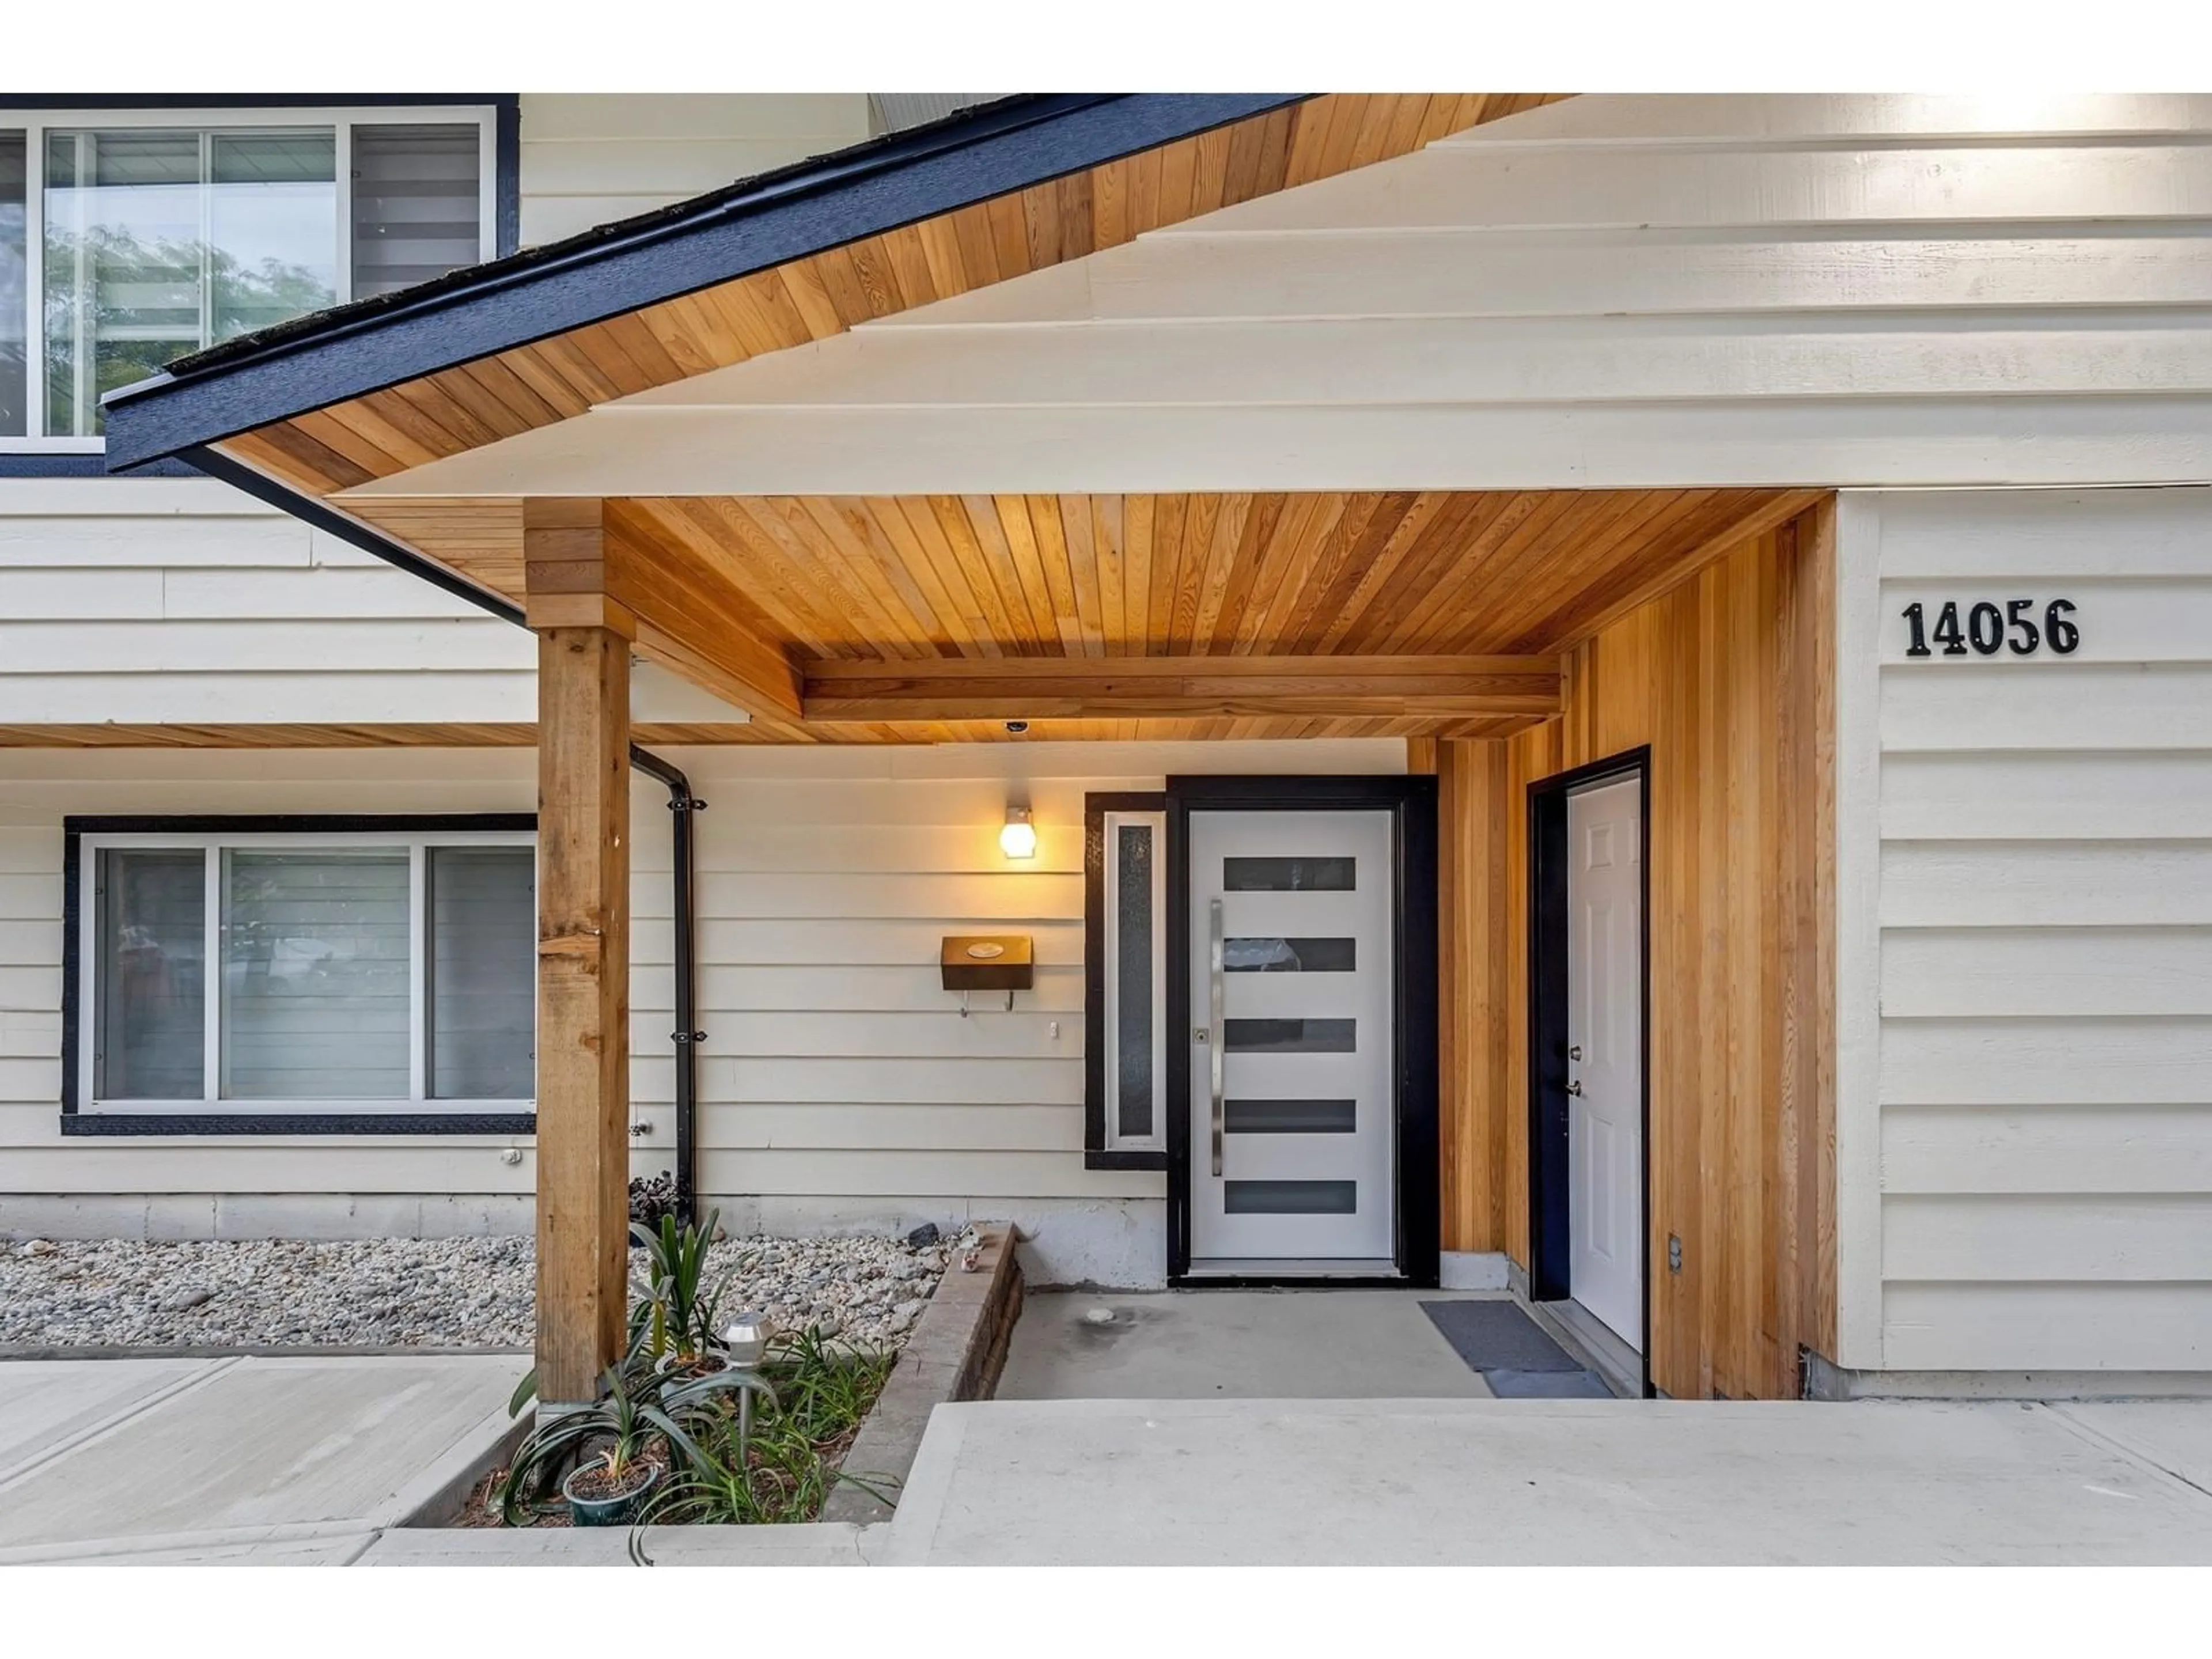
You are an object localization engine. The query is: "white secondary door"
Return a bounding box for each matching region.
[1566,777,1645,1351]
[1186,809,1396,1269]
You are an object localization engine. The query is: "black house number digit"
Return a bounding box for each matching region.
[1903,599,2080,658]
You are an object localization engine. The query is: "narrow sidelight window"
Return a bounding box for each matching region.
[1086,795,1168,1161]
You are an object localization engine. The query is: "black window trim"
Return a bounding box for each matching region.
[60,812,537,1137]
[1084,790,1168,1173]
[0,93,520,478]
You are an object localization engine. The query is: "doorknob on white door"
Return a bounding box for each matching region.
[1566,1080,1584,1096]
[1569,1045,1583,1061]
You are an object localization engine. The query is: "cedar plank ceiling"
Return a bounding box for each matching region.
[179,92,1811,745]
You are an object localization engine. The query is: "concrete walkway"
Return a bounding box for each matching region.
[998,1289,1496,1400]
[0,1355,522,1565]
[10,1353,2212,1565]
[878,1396,2212,1565]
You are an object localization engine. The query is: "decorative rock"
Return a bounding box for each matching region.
[1083,1306,1116,1325]
[904,1222,941,1249]
[0,1231,946,1352]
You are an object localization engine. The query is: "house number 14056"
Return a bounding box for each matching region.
[1902,599,2080,658]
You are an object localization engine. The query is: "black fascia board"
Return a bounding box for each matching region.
[102,93,1309,472]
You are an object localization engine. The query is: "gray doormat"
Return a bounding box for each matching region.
[1484,1367,1616,1399]
[1419,1300,1585,1372]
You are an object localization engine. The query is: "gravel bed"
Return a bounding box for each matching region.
[0,1228,965,1351]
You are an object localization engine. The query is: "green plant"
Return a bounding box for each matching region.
[631,1207,735,1365]
[497,1365,706,1524]
[505,1209,733,1418]
[765,1325,895,1442]
[622,1328,895,1534]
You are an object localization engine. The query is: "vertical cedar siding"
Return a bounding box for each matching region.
[1437,501,1836,1402]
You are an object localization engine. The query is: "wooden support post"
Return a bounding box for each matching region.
[529,499,634,1406]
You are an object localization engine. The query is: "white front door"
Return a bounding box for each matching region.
[1186,809,1396,1268]
[1566,777,1645,1350]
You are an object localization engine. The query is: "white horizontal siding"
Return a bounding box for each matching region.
[1854,486,2212,1374]
[516,94,869,247]
[365,93,2212,500]
[0,739,1398,1237]
[0,480,742,730]
[1883,1282,2212,1371]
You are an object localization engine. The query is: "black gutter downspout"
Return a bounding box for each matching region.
[179,441,709,1217]
[627,744,707,1223]
[179,442,527,625]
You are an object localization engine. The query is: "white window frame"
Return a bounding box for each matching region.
[1,103,499,452]
[1101,808,1168,1155]
[76,827,535,1118]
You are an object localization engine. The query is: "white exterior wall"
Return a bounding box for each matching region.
[0,740,1403,1285]
[1,95,873,731]
[0,481,536,728]
[516,96,870,247]
[365,93,2212,501]
[1837,486,2212,1374]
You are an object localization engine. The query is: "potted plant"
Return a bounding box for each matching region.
[498,1365,696,1528]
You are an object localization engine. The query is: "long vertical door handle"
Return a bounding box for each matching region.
[1209,897,1226,1177]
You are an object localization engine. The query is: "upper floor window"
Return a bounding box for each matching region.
[1,105,498,445]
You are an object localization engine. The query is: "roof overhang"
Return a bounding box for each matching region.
[102,94,1308,471]
[76,93,1849,749]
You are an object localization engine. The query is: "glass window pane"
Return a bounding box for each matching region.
[1224,1099,1357,1134]
[1224,1017,1356,1054]
[209,130,336,340]
[43,127,336,435]
[1113,821,1154,1140]
[1224,1179,1357,1215]
[1,132,24,437]
[94,850,205,1100]
[1222,855,1356,892]
[351,124,483,299]
[221,850,409,1100]
[44,130,200,437]
[1224,936,1356,973]
[428,846,534,1100]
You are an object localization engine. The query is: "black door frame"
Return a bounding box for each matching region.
[1164,773,1440,1289]
[1526,747,1655,1397]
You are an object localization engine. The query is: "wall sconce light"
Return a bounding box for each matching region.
[999,805,1037,860]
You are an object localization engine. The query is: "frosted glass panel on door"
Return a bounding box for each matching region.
[94,849,205,1100]
[1224,1180,1357,1214]
[1222,855,1355,891]
[1224,937,1355,973]
[1225,1099,1357,1134]
[1224,1017,1356,1053]
[221,850,409,1099]
[428,846,534,1099]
